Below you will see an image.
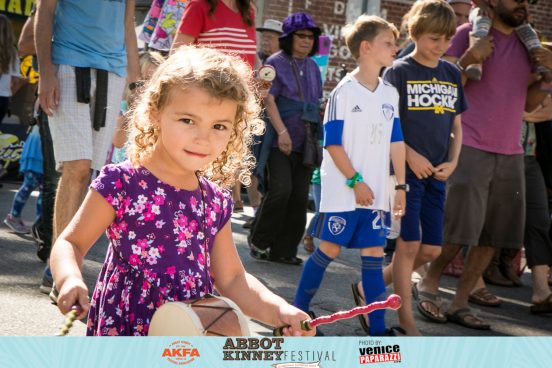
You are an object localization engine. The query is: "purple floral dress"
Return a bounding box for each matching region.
[86,161,233,336]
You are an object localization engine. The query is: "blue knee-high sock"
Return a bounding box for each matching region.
[361,256,386,336]
[293,247,333,312]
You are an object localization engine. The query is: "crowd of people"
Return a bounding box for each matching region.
[1,0,552,337]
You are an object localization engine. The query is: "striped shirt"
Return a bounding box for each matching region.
[178,0,256,69]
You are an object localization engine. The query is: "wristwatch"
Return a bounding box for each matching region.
[455,60,465,73]
[346,172,364,188]
[395,184,410,192]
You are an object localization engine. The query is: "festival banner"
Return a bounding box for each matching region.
[0,336,551,367]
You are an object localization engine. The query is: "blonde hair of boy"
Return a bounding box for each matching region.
[342,15,399,59]
[127,46,264,187]
[406,0,457,39]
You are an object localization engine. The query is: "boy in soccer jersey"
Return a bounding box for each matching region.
[293,15,407,336]
[382,0,467,335]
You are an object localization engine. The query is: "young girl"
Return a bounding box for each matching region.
[50,46,313,336]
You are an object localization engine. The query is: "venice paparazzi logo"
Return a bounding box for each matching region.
[162,340,200,365]
[358,341,401,364]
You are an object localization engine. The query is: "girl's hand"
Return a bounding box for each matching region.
[354,182,375,207]
[278,131,292,155]
[57,276,90,320]
[276,304,315,336]
[393,190,406,220]
[406,150,435,179]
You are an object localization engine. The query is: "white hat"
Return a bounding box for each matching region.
[256,19,283,34]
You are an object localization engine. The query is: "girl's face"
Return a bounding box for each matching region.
[153,86,237,175]
[412,33,452,64]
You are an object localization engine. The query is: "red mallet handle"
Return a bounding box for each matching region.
[273,294,401,336]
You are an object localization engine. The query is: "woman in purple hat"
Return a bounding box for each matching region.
[249,12,323,265]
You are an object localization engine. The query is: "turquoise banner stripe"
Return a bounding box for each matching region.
[0,337,551,368]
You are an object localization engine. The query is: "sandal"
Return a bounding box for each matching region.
[303,236,315,253]
[412,283,447,323]
[469,287,501,307]
[530,294,552,314]
[351,283,369,334]
[445,308,491,330]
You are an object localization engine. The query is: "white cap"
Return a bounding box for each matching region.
[256,19,283,34]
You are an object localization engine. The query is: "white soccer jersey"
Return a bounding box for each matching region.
[320,74,402,213]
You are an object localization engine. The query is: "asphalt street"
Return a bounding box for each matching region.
[0,182,551,337]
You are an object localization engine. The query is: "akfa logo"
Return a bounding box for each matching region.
[162,340,200,365]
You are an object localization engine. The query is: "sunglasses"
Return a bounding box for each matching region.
[294,33,315,40]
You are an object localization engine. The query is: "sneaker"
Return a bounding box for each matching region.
[250,244,269,261]
[4,214,30,234]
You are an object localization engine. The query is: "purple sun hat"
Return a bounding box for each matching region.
[280,12,321,39]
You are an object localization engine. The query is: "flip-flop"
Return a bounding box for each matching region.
[351,283,369,334]
[445,308,491,330]
[530,294,552,314]
[412,283,447,323]
[469,287,501,307]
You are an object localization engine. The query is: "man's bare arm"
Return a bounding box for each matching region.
[124,0,140,85]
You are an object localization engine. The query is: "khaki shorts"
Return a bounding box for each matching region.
[443,145,525,249]
[49,64,125,171]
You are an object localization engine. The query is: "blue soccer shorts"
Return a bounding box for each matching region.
[313,209,387,248]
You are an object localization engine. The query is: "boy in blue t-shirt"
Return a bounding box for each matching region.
[293,15,406,336]
[382,0,467,336]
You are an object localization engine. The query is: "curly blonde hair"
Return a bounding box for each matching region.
[127,46,264,188]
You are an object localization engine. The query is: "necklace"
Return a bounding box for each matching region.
[292,57,307,77]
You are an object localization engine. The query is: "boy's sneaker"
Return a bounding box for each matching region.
[4,214,30,234]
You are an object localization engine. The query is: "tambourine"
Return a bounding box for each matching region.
[148,294,251,336]
[258,65,276,82]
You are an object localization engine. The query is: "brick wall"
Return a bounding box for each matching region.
[381,1,552,40]
[260,0,552,93]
